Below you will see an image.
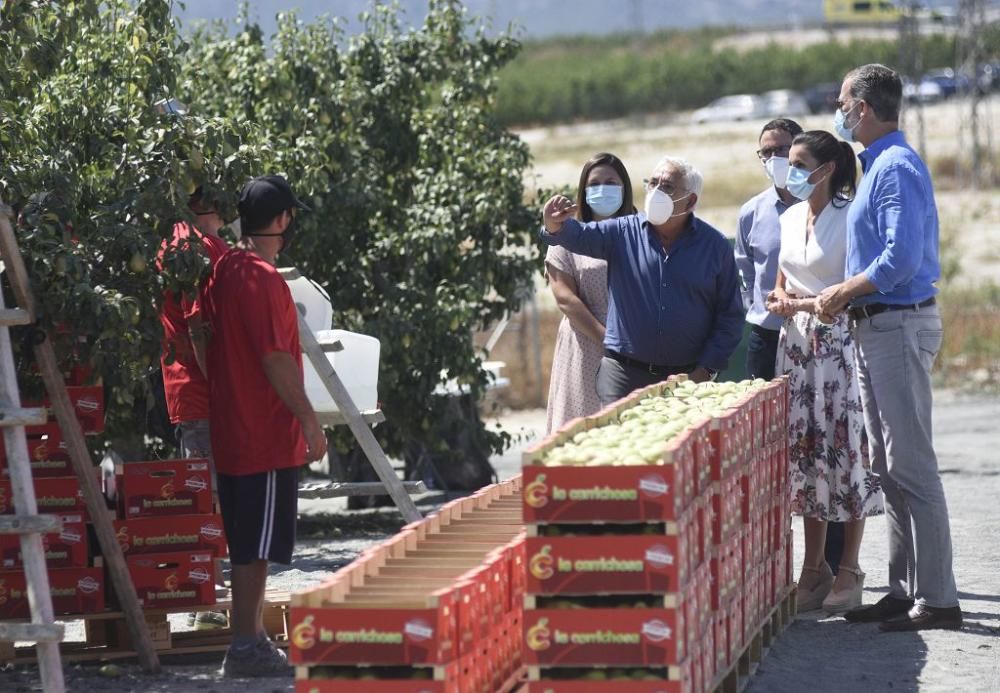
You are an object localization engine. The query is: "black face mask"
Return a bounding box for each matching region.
[248,212,295,252]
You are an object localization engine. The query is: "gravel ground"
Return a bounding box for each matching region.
[1,393,997,692]
[747,391,1000,693]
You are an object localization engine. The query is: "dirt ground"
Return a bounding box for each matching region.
[1,393,997,692]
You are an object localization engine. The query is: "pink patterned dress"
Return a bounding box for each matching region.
[544,245,608,434]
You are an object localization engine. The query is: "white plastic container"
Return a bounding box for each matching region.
[285,272,333,335]
[303,330,381,413]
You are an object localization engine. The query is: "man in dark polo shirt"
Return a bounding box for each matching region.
[541,156,744,405]
[203,175,327,676]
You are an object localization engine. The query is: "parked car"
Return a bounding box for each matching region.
[802,82,841,115]
[902,77,944,104]
[923,68,973,98]
[691,94,763,124]
[760,89,811,118]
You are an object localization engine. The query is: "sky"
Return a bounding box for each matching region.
[172,0,972,40]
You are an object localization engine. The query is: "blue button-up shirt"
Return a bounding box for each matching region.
[847,130,940,306]
[539,213,744,372]
[735,187,791,331]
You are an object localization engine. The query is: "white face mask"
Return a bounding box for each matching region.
[645,188,691,225]
[764,156,790,189]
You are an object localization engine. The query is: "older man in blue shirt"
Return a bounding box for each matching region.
[818,63,961,632]
[541,156,744,406]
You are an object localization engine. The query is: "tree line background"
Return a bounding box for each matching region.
[495,29,965,126]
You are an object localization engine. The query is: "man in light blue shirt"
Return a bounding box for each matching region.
[735,118,802,380]
[818,63,960,632]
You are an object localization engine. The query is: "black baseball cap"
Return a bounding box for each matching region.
[237,175,310,232]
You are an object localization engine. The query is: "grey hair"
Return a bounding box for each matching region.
[653,156,704,199]
[845,63,902,122]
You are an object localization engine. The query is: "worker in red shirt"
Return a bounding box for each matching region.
[157,190,231,631]
[158,191,228,459]
[203,175,327,677]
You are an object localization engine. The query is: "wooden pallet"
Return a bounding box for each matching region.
[0,591,290,664]
[712,586,797,693]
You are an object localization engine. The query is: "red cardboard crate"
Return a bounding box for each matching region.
[24,385,105,435]
[455,579,481,656]
[728,591,743,663]
[0,512,87,569]
[0,476,88,517]
[290,598,460,665]
[523,606,686,667]
[525,678,692,693]
[119,459,214,518]
[297,681,460,693]
[696,562,712,636]
[466,557,506,629]
[0,566,104,618]
[124,550,216,608]
[526,533,690,596]
[113,514,227,556]
[701,618,716,685]
[713,611,728,673]
[0,424,71,476]
[294,661,463,693]
[689,641,703,693]
[522,459,690,525]
[690,419,713,498]
[510,538,527,606]
[707,413,739,482]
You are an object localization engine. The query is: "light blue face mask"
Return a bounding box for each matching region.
[833,102,861,142]
[585,184,624,218]
[785,165,826,201]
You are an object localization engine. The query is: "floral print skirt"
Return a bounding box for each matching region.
[776,311,883,521]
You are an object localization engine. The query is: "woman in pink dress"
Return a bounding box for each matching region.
[545,153,637,433]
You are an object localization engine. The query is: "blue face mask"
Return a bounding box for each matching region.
[585,184,624,218]
[785,165,825,201]
[834,102,861,142]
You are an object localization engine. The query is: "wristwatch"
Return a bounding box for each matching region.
[704,368,719,381]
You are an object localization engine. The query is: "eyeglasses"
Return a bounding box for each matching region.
[643,177,683,194]
[756,145,791,161]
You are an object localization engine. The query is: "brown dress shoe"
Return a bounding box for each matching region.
[878,604,963,632]
[844,593,914,623]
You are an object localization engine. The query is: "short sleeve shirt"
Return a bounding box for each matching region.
[203,249,305,476]
[778,201,850,297]
[157,222,228,423]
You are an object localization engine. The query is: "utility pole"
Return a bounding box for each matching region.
[956,0,997,188]
[898,1,926,158]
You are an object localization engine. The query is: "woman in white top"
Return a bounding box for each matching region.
[766,131,882,615]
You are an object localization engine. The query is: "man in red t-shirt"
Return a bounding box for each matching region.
[203,175,326,678]
[157,191,231,631]
[157,191,229,458]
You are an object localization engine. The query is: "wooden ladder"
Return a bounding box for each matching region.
[0,201,160,684]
